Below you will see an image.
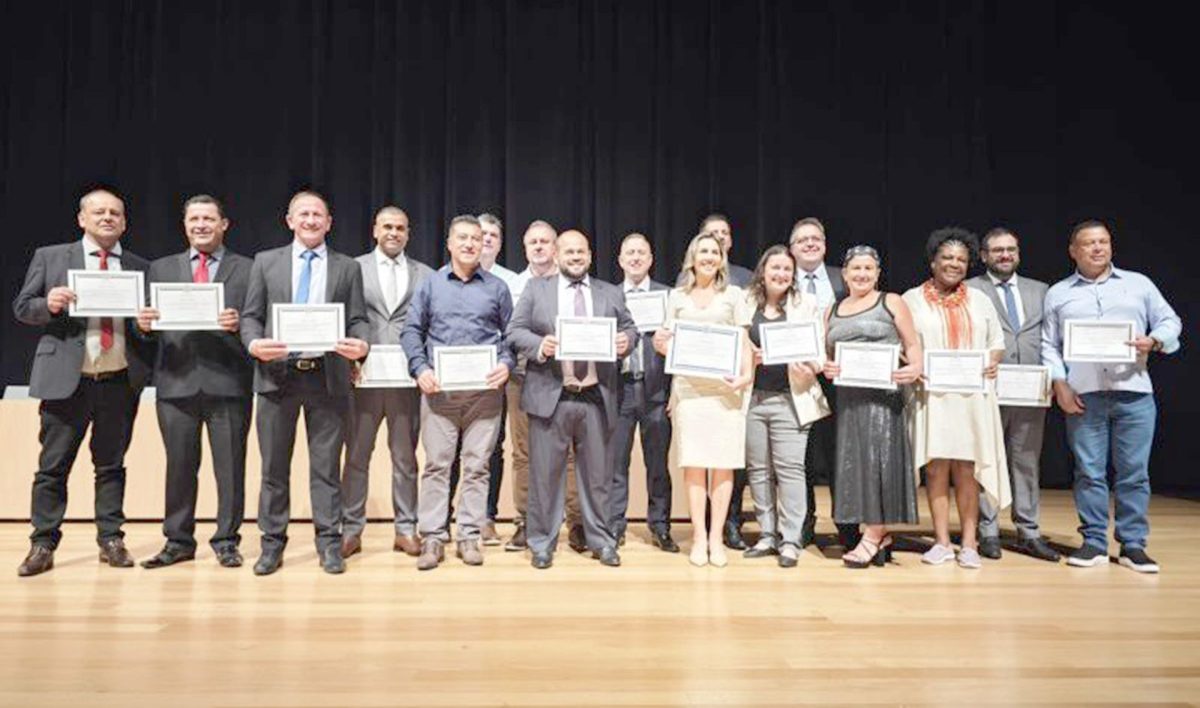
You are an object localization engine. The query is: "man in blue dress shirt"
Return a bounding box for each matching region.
[1042,220,1182,573]
[400,215,514,570]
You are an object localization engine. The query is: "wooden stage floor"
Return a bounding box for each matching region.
[1,490,1197,707]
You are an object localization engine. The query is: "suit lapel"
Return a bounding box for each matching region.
[1018,278,1039,332]
[392,261,419,320]
[324,250,339,302]
[361,256,389,318]
[978,278,1013,334]
[68,242,85,270]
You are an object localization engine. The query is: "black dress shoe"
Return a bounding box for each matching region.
[800,524,816,549]
[616,532,626,547]
[140,546,196,569]
[321,546,346,574]
[1016,537,1061,563]
[568,524,588,553]
[979,536,1003,560]
[723,522,748,551]
[98,539,135,568]
[531,551,553,569]
[215,547,243,568]
[594,546,621,567]
[651,529,680,553]
[743,542,778,559]
[17,546,54,577]
[253,549,284,576]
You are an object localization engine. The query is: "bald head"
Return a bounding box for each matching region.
[556,229,592,280]
[373,205,410,258]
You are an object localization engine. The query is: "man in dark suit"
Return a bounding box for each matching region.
[507,229,638,568]
[13,188,154,576]
[607,233,677,553]
[339,205,433,559]
[241,190,370,575]
[135,194,254,569]
[788,216,856,549]
[967,227,1059,562]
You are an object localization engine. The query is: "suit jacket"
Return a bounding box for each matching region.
[616,278,672,405]
[507,275,639,433]
[356,252,434,345]
[146,250,254,400]
[826,265,848,301]
[240,243,370,396]
[967,274,1048,365]
[13,240,154,400]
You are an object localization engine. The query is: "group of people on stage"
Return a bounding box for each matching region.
[13,187,1182,578]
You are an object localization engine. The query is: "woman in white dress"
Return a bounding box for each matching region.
[903,228,1010,570]
[653,233,753,567]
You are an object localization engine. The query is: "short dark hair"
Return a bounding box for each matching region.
[183,194,226,219]
[448,214,481,234]
[925,226,979,263]
[789,217,826,243]
[620,232,652,252]
[980,226,1016,252]
[1069,219,1110,245]
[699,212,731,232]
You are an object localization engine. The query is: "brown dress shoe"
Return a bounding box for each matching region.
[340,534,362,559]
[481,521,502,546]
[456,539,484,566]
[98,539,135,568]
[394,534,420,556]
[17,546,54,577]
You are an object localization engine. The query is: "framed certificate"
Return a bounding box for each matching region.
[664,321,743,380]
[834,342,899,391]
[994,364,1051,407]
[150,282,224,330]
[759,320,823,366]
[272,303,344,352]
[624,290,668,332]
[1064,319,1136,363]
[434,345,497,391]
[555,316,617,362]
[357,345,415,388]
[67,269,144,317]
[924,349,988,394]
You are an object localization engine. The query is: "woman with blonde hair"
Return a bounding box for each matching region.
[653,233,753,567]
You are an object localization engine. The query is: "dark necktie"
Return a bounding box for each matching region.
[1000,281,1020,329]
[570,280,586,380]
[97,250,113,350]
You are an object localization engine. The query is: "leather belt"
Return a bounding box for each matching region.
[80,369,128,382]
[622,372,645,382]
[291,358,323,372]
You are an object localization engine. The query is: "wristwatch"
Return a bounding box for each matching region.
[1151,337,1163,352]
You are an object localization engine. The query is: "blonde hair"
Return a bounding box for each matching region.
[677,233,728,293]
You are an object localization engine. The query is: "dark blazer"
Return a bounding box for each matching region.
[356,251,434,345]
[13,240,154,400]
[617,278,672,405]
[146,250,254,400]
[827,265,848,301]
[507,275,639,433]
[240,243,370,396]
[967,273,1048,365]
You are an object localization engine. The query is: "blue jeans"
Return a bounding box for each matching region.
[1065,391,1156,550]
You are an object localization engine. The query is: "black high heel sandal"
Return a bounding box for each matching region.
[843,536,882,569]
[871,535,894,567]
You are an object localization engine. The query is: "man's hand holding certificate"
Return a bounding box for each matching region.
[358,345,415,388]
[272,303,345,352]
[1064,319,1137,363]
[624,290,668,332]
[146,283,225,331]
[995,364,1051,407]
[554,316,618,361]
[67,269,143,318]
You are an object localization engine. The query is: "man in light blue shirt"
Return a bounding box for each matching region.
[1042,220,1182,573]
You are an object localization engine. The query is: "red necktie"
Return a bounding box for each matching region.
[194,252,210,284]
[98,250,114,351]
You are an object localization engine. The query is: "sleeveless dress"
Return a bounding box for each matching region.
[826,294,919,525]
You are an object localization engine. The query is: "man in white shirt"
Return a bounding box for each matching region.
[340,206,433,559]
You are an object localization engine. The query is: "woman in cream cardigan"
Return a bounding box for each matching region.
[741,246,830,568]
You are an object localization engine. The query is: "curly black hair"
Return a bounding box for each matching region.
[925,227,979,263]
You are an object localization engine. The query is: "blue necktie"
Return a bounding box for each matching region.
[1000,281,1020,329]
[295,250,316,303]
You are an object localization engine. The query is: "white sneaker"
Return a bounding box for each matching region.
[921,544,956,565]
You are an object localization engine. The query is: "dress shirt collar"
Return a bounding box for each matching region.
[559,273,591,289]
[291,239,327,258]
[1071,265,1123,286]
[987,271,1019,288]
[82,233,122,257]
[797,262,828,281]
[190,245,225,263]
[444,264,483,282]
[622,277,649,292]
[374,246,407,267]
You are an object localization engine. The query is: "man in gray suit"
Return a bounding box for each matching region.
[508,229,638,569]
[135,194,253,569]
[607,232,677,553]
[13,188,154,576]
[967,227,1060,562]
[339,205,433,559]
[241,190,371,575]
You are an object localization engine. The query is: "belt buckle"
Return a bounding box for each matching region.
[295,358,318,371]
[564,383,583,394]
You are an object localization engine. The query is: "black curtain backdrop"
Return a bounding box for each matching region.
[1,1,1195,491]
